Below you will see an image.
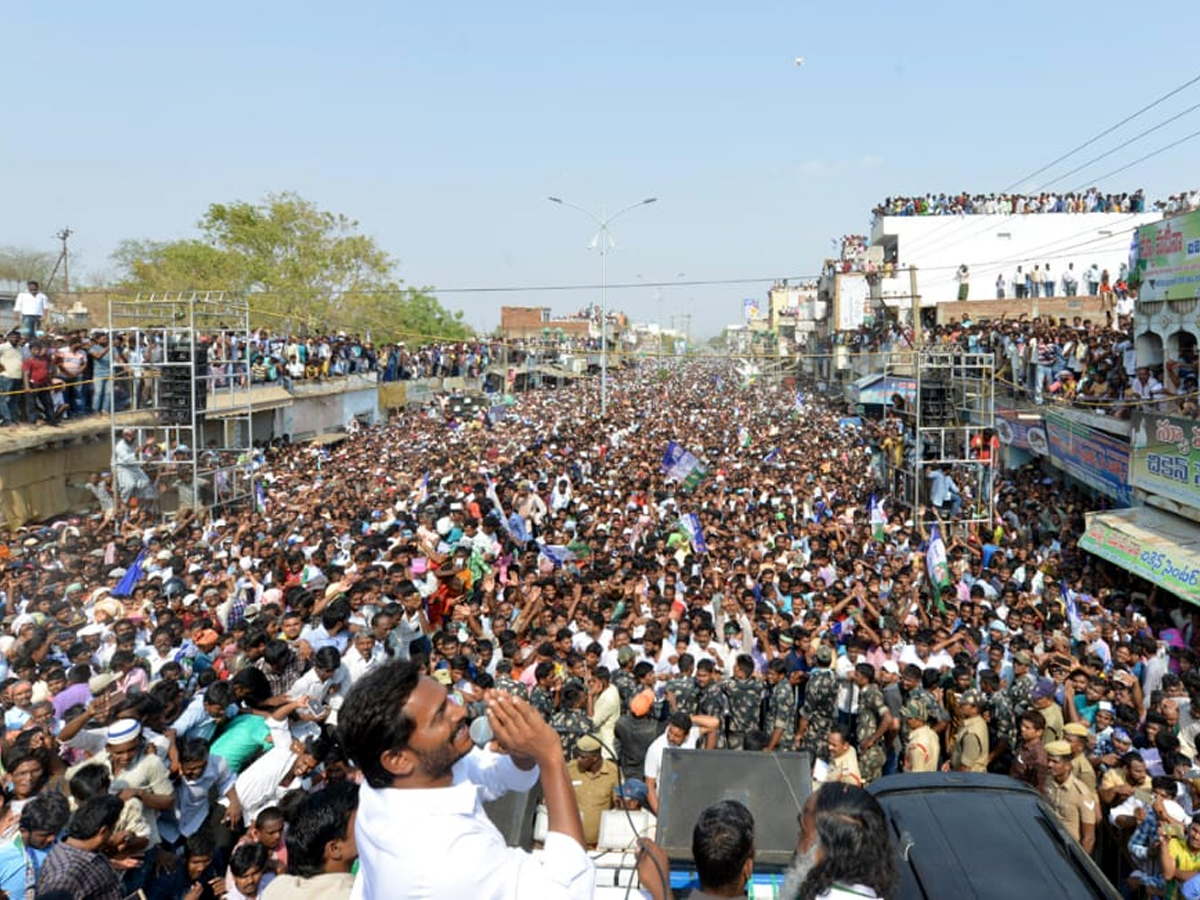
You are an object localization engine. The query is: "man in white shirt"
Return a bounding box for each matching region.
[13,281,48,339]
[341,661,593,900]
[642,711,721,815]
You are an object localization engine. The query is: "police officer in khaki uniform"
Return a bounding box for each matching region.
[566,735,619,847]
[1045,739,1097,854]
[1063,722,1097,795]
[945,689,989,773]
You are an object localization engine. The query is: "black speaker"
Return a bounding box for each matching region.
[157,342,208,425]
[918,381,950,425]
[483,783,543,851]
[657,749,811,868]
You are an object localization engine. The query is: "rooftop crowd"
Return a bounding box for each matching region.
[2,353,1200,897]
[872,189,1156,218]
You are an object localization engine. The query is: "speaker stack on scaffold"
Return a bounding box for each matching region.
[159,341,207,425]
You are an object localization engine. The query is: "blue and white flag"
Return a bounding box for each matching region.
[795,389,805,411]
[1062,578,1083,635]
[254,482,267,514]
[538,541,577,568]
[925,522,951,611]
[762,447,780,464]
[507,512,530,543]
[869,494,886,541]
[661,441,708,490]
[112,548,148,598]
[679,513,709,554]
[416,472,429,506]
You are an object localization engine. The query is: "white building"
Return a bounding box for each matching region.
[869,211,1161,313]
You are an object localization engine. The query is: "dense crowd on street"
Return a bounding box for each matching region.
[4,348,1200,897]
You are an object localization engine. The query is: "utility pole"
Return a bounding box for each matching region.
[56,228,73,293]
[909,265,922,345]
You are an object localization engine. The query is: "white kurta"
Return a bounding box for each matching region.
[352,748,594,900]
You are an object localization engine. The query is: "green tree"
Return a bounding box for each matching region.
[112,192,469,343]
[0,246,57,286]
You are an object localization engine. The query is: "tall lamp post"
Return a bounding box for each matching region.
[548,196,657,416]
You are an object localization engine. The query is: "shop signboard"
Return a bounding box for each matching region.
[1080,511,1200,607]
[1134,209,1200,301]
[995,412,1048,455]
[1042,411,1132,505]
[1130,412,1200,510]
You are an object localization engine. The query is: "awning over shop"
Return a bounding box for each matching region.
[1080,506,1200,607]
[205,385,294,419]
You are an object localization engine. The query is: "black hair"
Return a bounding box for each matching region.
[339,661,421,789]
[314,646,342,672]
[263,639,294,669]
[229,841,269,877]
[232,666,273,709]
[66,794,123,840]
[798,783,899,900]
[692,800,755,892]
[178,737,211,765]
[284,781,360,877]
[668,711,693,733]
[20,791,69,835]
[204,679,236,708]
[185,828,217,861]
[68,763,111,803]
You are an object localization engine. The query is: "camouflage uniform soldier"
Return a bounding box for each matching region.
[530,660,558,723]
[1008,651,1037,717]
[493,660,529,701]
[695,659,730,749]
[980,669,1016,773]
[798,646,838,760]
[612,648,639,713]
[724,655,763,750]
[764,658,797,750]
[852,663,892,784]
[900,664,949,743]
[551,683,593,759]
[664,653,699,716]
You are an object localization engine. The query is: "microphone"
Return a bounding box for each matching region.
[468,715,586,748]
[469,715,495,747]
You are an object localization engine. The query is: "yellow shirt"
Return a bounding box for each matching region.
[1166,837,1200,900]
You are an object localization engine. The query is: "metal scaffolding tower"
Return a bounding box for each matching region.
[107,292,256,518]
[881,348,996,535]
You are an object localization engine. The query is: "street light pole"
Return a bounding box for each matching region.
[548,196,657,417]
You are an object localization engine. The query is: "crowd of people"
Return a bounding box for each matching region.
[3,350,1200,898]
[873,189,1155,218]
[833,306,1200,420]
[2,281,505,429]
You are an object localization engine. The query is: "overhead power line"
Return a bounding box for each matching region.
[1003,71,1200,191]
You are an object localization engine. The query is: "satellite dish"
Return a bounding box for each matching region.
[795,57,806,66]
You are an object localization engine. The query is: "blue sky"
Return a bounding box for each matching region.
[5,1,1200,339]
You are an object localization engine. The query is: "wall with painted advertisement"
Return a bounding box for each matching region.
[1130,412,1200,510]
[1042,411,1132,505]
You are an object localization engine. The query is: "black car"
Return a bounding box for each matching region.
[869,773,1120,899]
